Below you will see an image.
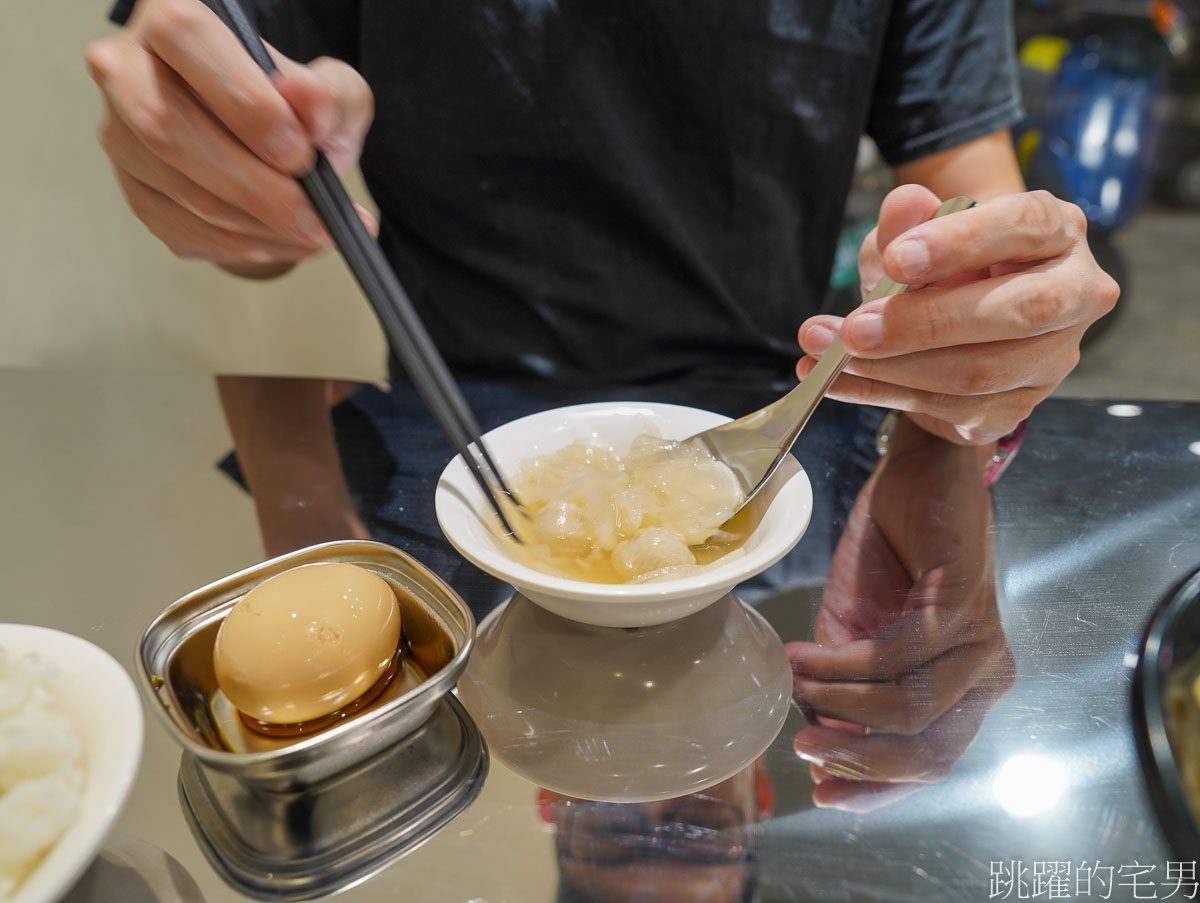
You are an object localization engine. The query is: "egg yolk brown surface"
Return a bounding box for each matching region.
[213,562,401,725]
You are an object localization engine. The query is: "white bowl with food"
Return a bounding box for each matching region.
[436,401,812,627]
[0,623,143,903]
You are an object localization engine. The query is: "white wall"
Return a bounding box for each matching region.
[0,2,387,382]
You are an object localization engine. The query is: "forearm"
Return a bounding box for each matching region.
[879,410,998,479]
[893,129,1026,202]
[216,375,368,558]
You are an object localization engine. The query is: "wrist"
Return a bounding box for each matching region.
[983,420,1027,486]
[221,261,297,280]
[875,411,1025,486]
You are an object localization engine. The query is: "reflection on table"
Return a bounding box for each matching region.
[7,365,1200,901]
[61,835,205,903]
[458,592,792,804]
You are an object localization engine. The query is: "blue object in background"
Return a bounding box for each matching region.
[1021,30,1168,231]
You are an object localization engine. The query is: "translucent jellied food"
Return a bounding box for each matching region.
[503,434,749,583]
[213,563,402,725]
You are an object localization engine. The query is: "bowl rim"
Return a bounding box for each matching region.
[1132,565,1200,861]
[1,622,144,903]
[435,400,813,604]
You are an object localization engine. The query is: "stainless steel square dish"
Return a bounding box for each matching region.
[137,540,475,789]
[178,693,487,901]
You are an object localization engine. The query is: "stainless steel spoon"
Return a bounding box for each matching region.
[689,195,977,511]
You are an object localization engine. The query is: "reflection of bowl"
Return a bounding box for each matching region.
[0,623,144,903]
[436,402,813,627]
[60,834,204,903]
[456,592,792,802]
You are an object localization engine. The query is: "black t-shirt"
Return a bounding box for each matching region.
[112,0,1021,386]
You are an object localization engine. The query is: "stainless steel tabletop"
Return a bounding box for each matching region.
[753,397,1200,901]
[5,369,1199,903]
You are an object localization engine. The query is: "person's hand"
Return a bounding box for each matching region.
[796,184,1119,445]
[85,0,375,273]
[786,415,1015,813]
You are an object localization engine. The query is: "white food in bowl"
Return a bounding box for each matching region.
[0,648,83,901]
[436,402,813,627]
[504,433,749,584]
[0,624,143,903]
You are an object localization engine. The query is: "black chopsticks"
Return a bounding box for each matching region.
[207,0,525,540]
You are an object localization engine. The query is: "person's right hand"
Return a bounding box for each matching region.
[85,0,376,273]
[786,414,1016,813]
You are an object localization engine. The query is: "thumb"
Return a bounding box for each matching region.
[876,183,942,250]
[866,183,942,291]
[857,184,943,299]
[273,56,374,175]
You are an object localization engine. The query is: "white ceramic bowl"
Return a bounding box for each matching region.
[436,401,812,627]
[0,624,144,903]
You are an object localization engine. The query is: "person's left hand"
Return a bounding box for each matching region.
[796,185,1120,446]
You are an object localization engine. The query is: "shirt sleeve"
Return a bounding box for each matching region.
[867,0,1023,166]
[108,0,359,67]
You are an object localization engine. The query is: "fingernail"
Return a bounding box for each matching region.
[793,743,825,769]
[354,203,380,236]
[895,238,930,281]
[845,312,884,351]
[805,324,836,352]
[803,752,865,781]
[793,740,869,780]
[266,125,307,163]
